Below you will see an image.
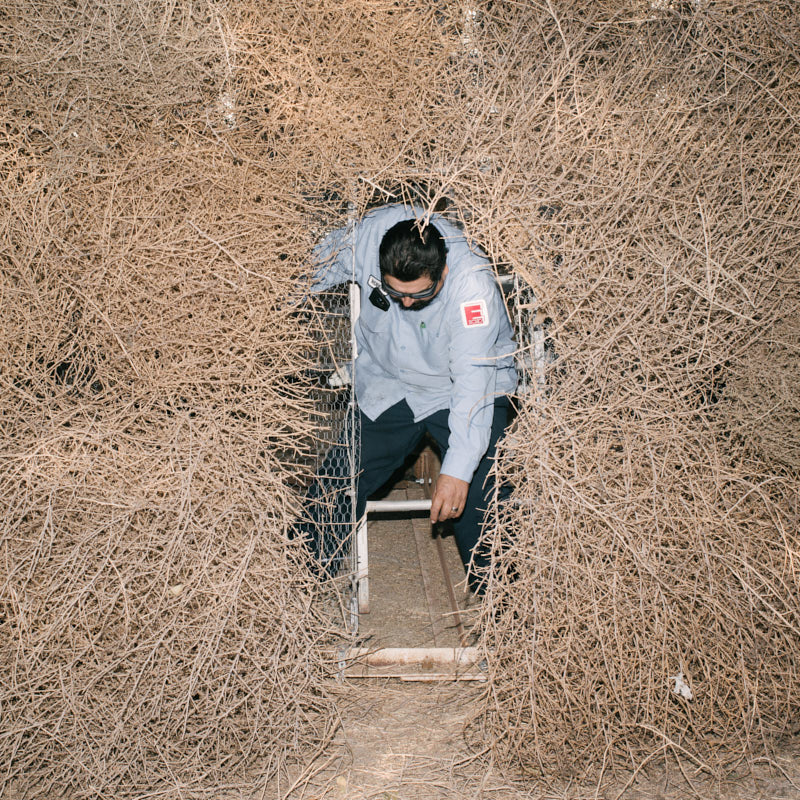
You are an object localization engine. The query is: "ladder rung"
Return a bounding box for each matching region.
[364,499,432,513]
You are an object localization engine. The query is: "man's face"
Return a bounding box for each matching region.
[382,266,448,311]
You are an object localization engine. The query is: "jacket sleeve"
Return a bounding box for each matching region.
[310,220,357,292]
[439,275,506,483]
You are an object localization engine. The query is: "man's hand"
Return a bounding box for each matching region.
[430,473,470,523]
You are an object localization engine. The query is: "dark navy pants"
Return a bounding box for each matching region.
[355,397,511,592]
[297,397,511,593]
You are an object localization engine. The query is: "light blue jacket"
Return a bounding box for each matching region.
[313,204,517,483]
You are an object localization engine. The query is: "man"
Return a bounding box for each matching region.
[307,203,517,593]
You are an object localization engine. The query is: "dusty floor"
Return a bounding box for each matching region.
[283,681,800,800]
[355,479,475,650]
[277,479,800,800]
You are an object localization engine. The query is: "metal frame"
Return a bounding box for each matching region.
[304,214,548,640]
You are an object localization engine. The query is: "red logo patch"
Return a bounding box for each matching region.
[461,300,488,328]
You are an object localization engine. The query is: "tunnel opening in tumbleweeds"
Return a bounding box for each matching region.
[2,1,799,797]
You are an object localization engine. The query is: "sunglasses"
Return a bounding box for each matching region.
[380,277,439,300]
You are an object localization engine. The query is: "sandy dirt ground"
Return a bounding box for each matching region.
[282,681,800,800]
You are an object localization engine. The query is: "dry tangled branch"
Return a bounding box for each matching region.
[1,3,347,794]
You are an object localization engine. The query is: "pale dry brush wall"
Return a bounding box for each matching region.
[467,0,800,784]
[226,0,480,213]
[0,116,336,799]
[1,2,342,796]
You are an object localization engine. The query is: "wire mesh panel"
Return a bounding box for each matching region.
[512,280,550,400]
[496,272,550,401]
[300,285,360,589]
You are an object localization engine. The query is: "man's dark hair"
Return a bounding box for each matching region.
[379,219,447,283]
